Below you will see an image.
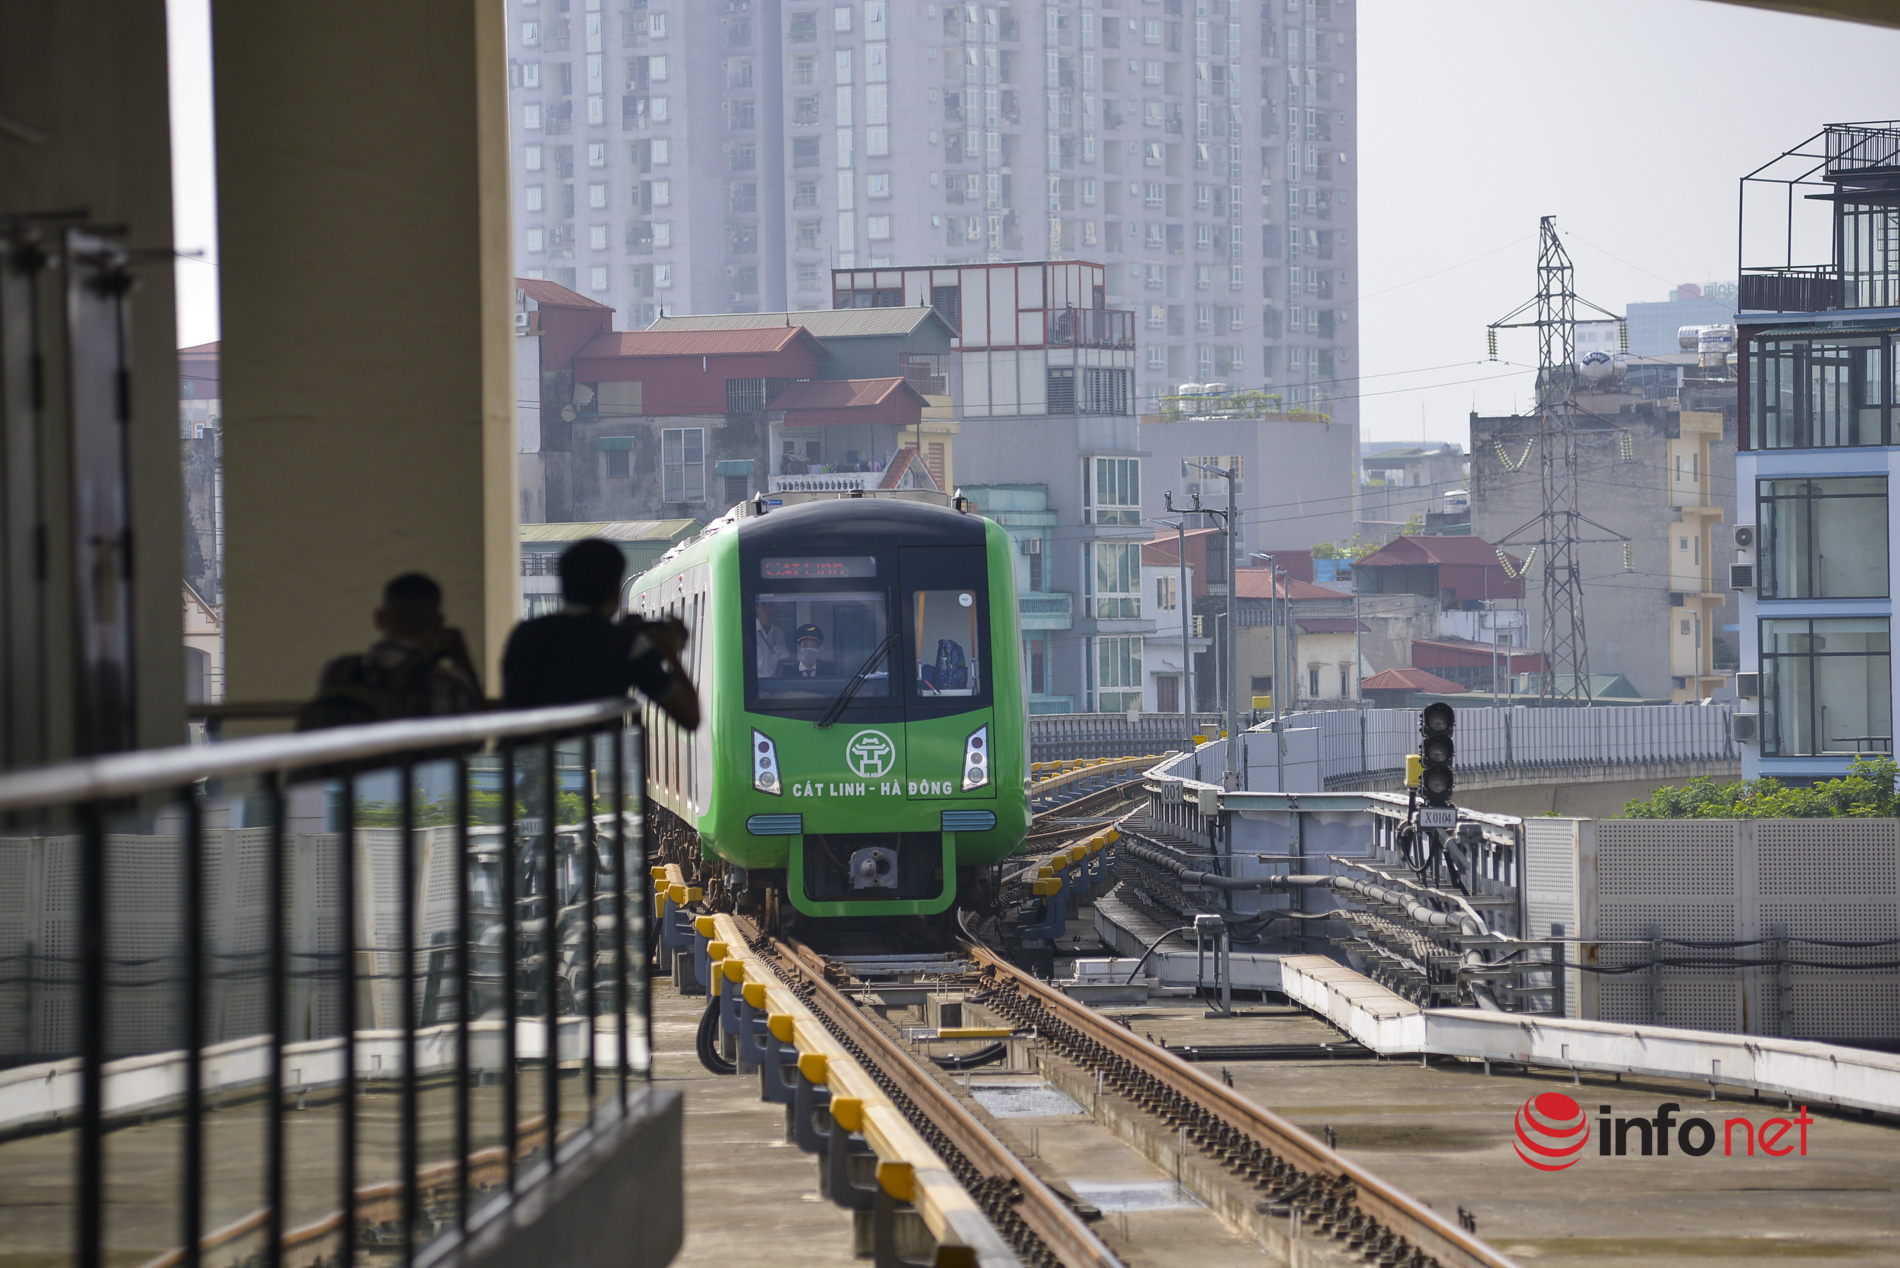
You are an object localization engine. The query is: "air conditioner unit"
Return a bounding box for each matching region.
[1730,713,1760,744]
[1734,671,1760,698]
[1732,524,1756,549]
[1729,562,1756,590]
[513,311,531,336]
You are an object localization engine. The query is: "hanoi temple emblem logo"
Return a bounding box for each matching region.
[846,730,897,780]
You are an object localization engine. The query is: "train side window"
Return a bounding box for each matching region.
[912,589,981,696]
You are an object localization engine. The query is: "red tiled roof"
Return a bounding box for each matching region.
[577,326,828,359]
[1357,534,1522,571]
[1361,667,1469,694]
[1411,637,1545,668]
[516,277,613,310]
[1234,568,1339,601]
[766,376,923,411]
[1296,618,1369,635]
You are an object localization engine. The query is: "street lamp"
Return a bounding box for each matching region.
[1148,517,1193,746]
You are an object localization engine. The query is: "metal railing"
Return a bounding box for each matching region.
[1042,306,1136,349]
[0,700,653,1268]
[1739,265,1841,313]
[1288,703,1736,788]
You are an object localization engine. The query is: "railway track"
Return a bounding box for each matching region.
[713,903,1516,1268]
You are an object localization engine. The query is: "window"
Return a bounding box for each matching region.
[590,224,608,249]
[1027,637,1046,694]
[793,179,819,210]
[526,226,545,252]
[588,182,607,208]
[750,587,892,706]
[524,144,543,171]
[1761,617,1892,757]
[730,141,757,172]
[601,436,632,479]
[653,262,672,288]
[835,4,853,30]
[648,55,667,81]
[793,94,820,126]
[650,138,669,165]
[795,220,822,251]
[661,428,705,502]
[796,262,823,291]
[521,20,539,45]
[867,128,889,156]
[1156,574,1177,611]
[1086,542,1142,620]
[793,136,821,168]
[1083,455,1141,525]
[1143,182,1163,208]
[729,223,758,253]
[1092,636,1143,712]
[728,99,755,130]
[793,53,817,85]
[525,185,543,212]
[1759,476,1889,599]
[649,96,668,122]
[587,141,605,167]
[590,265,608,291]
[1147,346,1164,369]
[790,10,817,41]
[867,215,892,240]
[650,179,670,206]
[1752,335,1892,450]
[648,12,667,37]
[836,49,853,83]
[1143,59,1163,85]
[867,173,891,198]
[867,43,887,83]
[522,62,541,89]
[652,222,671,248]
[524,102,543,129]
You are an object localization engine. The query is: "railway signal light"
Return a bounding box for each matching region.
[1418,702,1456,807]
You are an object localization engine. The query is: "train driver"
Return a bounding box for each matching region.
[755,600,791,679]
[790,624,835,678]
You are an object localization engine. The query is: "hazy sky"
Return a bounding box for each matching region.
[168,0,1900,446]
[1357,0,1900,445]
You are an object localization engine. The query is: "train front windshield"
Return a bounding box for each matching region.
[752,587,892,703]
[745,547,990,719]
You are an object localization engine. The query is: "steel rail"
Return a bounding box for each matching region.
[754,926,1122,1268]
[965,943,1520,1268]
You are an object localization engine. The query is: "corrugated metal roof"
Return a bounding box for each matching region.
[766,376,922,411]
[516,277,613,310]
[1233,569,1338,600]
[1361,667,1469,693]
[576,327,829,358]
[647,307,953,339]
[519,520,702,544]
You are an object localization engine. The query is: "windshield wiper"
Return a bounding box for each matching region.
[815,633,895,729]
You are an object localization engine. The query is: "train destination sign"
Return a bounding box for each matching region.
[761,555,878,579]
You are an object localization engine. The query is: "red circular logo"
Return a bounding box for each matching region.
[1513,1092,1589,1170]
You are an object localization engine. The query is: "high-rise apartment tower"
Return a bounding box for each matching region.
[507,0,1358,420]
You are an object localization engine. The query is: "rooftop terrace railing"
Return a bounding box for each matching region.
[0,700,657,1268]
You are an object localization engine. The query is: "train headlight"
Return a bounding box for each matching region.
[961,725,990,791]
[752,729,781,795]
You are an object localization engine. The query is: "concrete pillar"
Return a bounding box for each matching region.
[215,2,518,703]
[0,0,186,761]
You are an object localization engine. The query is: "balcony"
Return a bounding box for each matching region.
[1044,306,1136,349]
[1739,266,1841,314]
[769,471,884,493]
[1018,590,1074,631]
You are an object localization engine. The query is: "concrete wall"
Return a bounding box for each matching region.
[1140,413,1356,554]
[1471,396,1738,701]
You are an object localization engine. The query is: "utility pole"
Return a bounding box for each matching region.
[1487,216,1628,706]
[1150,517,1193,747]
[1179,463,1242,788]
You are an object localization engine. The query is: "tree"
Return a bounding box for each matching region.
[1621,756,1900,820]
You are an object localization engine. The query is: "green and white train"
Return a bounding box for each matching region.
[630,495,1029,922]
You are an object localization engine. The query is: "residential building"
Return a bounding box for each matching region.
[861,260,1154,713]
[963,484,1074,713]
[1140,392,1357,556]
[648,306,960,484]
[1351,534,1535,692]
[504,0,1359,433]
[1471,345,1740,701]
[519,519,702,617]
[1231,566,1355,708]
[1734,121,1900,781]
[1358,441,1467,533]
[515,277,618,522]
[1140,540,1207,714]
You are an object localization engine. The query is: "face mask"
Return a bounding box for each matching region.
[799,646,818,669]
